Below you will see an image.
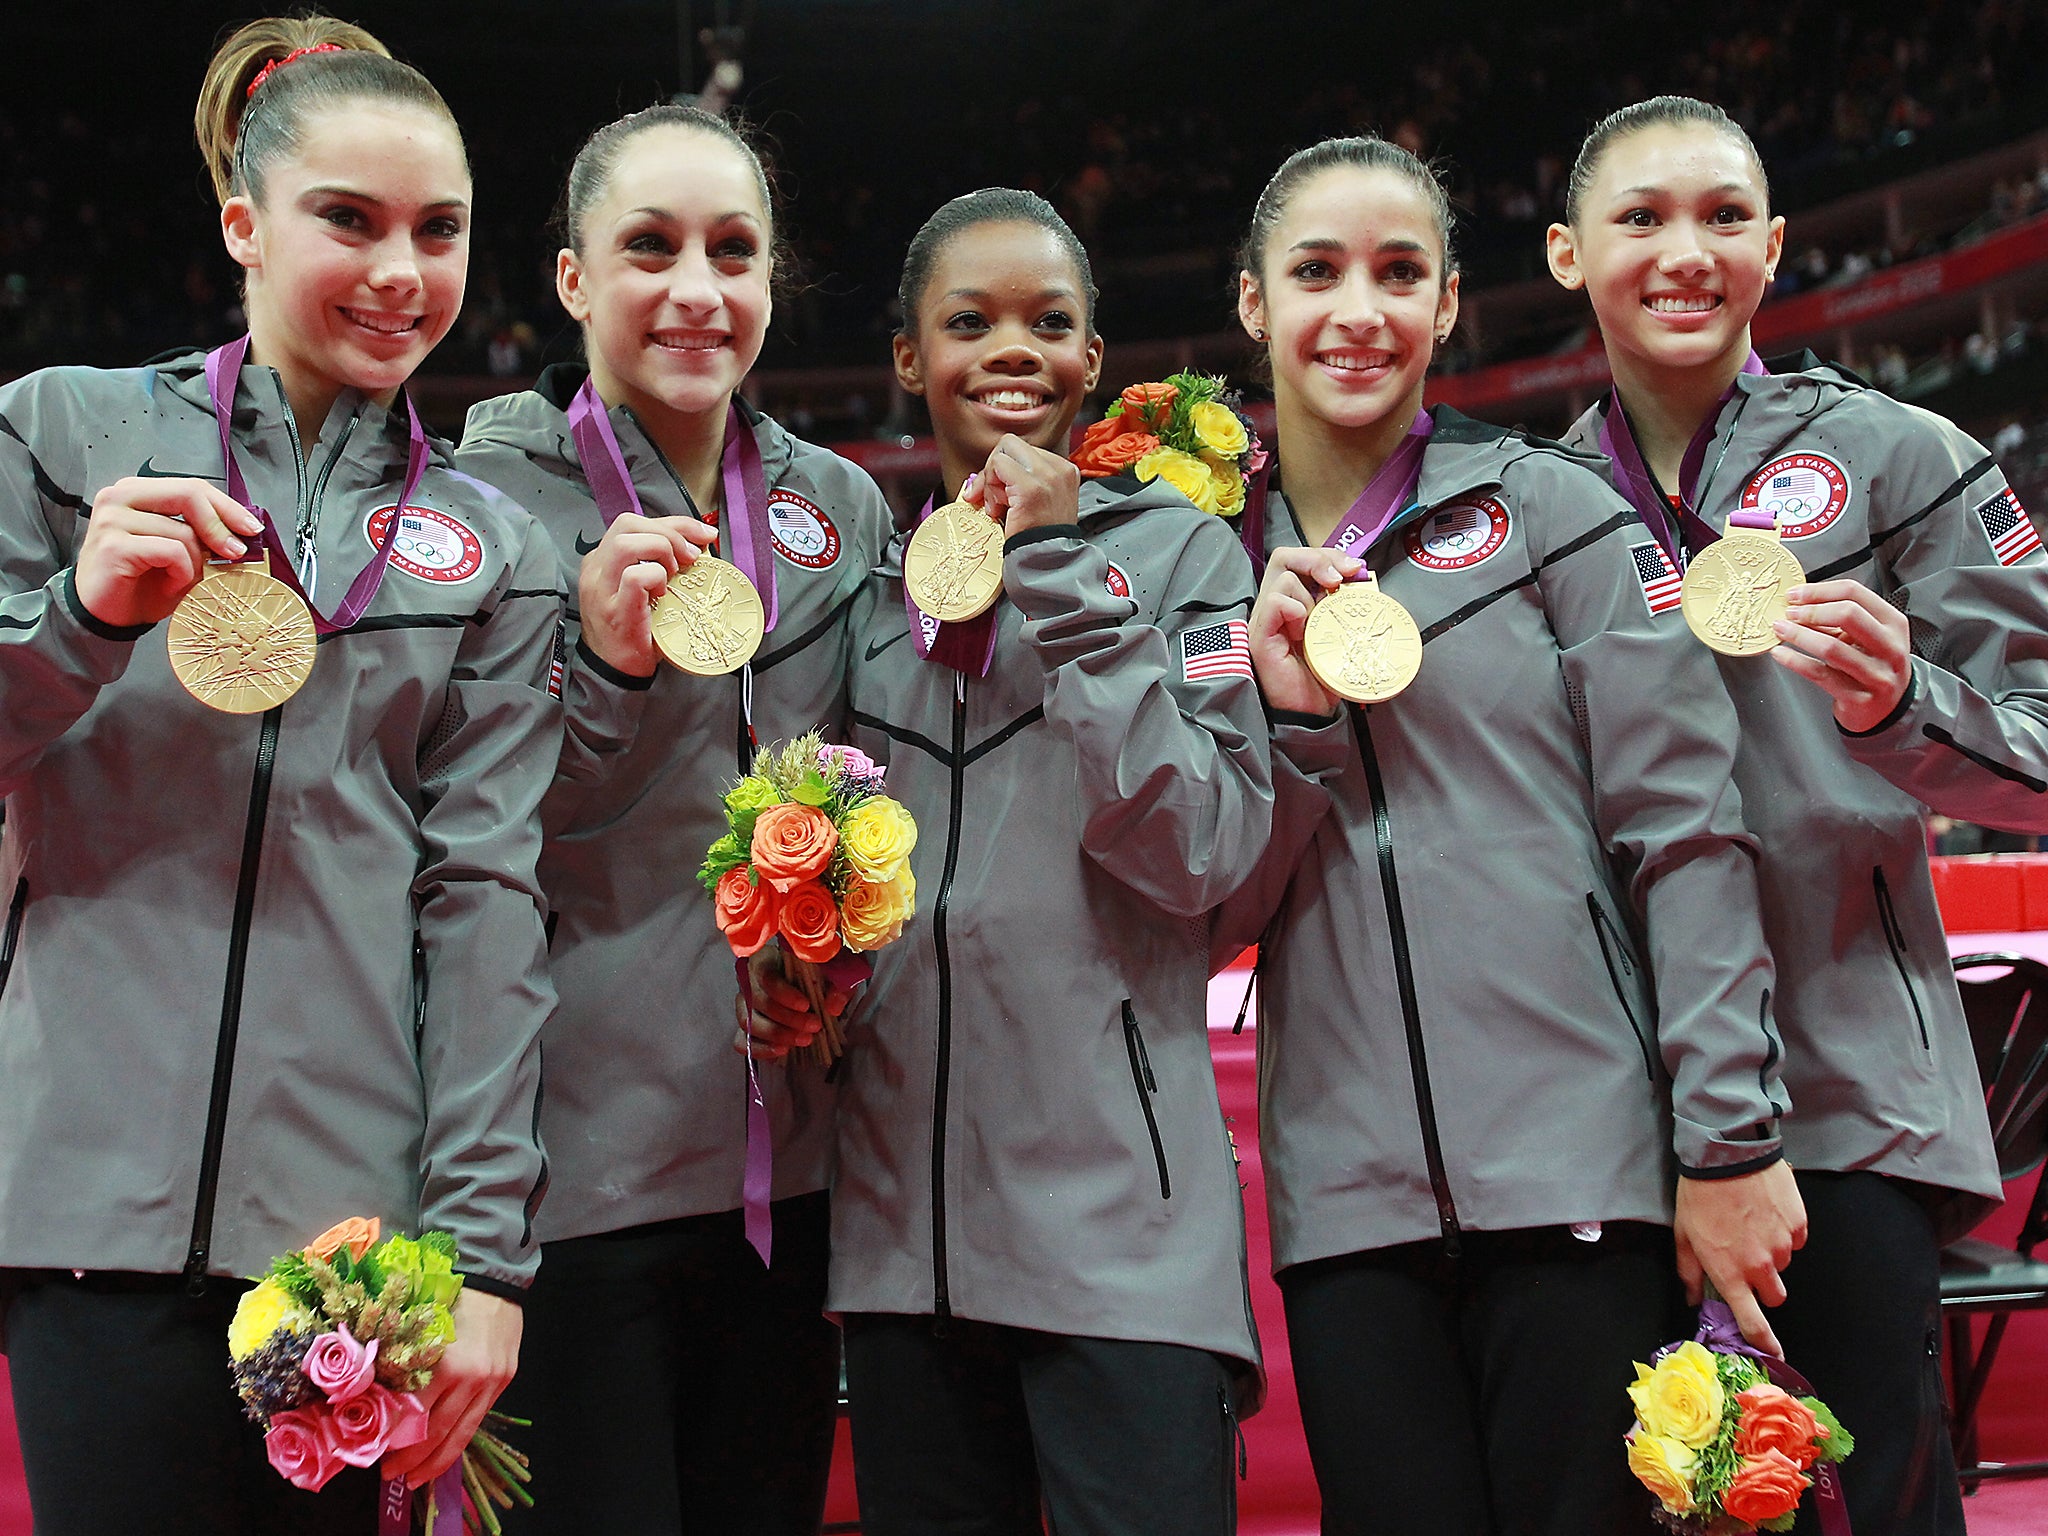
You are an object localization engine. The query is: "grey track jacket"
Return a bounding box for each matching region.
[1216,409,1787,1273]
[459,369,893,1239]
[833,476,1273,1392]
[1566,357,2014,1238]
[0,353,561,1295]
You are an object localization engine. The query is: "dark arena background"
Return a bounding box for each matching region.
[4,1,2048,1529]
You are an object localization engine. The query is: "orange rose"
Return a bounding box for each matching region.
[777,879,843,964]
[714,867,781,957]
[1734,1383,1827,1470]
[750,803,839,893]
[308,1216,380,1264]
[1722,1449,1812,1526]
[1072,420,1160,477]
[1119,380,1178,428]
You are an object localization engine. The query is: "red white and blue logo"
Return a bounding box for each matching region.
[1105,561,1132,598]
[1404,498,1510,572]
[768,491,842,570]
[1741,452,1850,540]
[366,505,485,585]
[1977,487,2042,566]
[1181,620,1253,683]
[1631,540,1684,616]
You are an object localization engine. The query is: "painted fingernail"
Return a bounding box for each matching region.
[225,538,247,558]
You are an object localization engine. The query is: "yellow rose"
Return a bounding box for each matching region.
[1627,1433,1699,1515]
[1628,1341,1726,1449]
[1190,400,1249,458]
[842,866,917,952]
[228,1277,313,1360]
[841,796,918,884]
[1137,446,1219,514]
[1205,454,1246,518]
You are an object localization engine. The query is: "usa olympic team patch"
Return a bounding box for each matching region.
[1403,498,1510,572]
[365,505,485,584]
[1976,487,2042,566]
[1741,452,1850,540]
[768,490,842,570]
[1105,561,1132,598]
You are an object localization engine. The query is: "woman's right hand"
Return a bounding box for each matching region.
[74,477,265,627]
[729,946,848,1062]
[576,513,718,677]
[1250,546,1360,717]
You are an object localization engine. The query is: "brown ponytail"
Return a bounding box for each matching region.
[193,14,460,205]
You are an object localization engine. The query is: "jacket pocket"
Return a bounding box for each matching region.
[1587,893,1656,1081]
[1122,1000,1172,1200]
[0,878,25,1001]
[1872,866,1931,1051]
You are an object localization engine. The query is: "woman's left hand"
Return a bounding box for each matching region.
[963,434,1081,539]
[1770,579,1912,733]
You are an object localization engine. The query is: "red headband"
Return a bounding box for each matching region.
[245,43,346,100]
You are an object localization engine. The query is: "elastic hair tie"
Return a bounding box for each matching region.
[245,42,346,100]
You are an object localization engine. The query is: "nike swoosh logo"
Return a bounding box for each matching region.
[574,530,601,555]
[865,630,911,661]
[136,457,222,481]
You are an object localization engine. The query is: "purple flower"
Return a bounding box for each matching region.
[265,1407,343,1492]
[301,1323,378,1404]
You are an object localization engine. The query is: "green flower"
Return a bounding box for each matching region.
[726,776,781,817]
[376,1232,464,1311]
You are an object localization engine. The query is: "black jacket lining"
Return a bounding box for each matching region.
[852,704,1047,769]
[1922,723,2048,793]
[756,593,854,673]
[0,413,86,510]
[1416,510,1631,645]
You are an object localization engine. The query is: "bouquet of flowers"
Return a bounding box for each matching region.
[700,732,918,1065]
[1627,1301,1854,1534]
[228,1217,530,1534]
[1071,373,1266,518]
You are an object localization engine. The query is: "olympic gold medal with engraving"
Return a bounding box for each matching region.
[651,554,765,675]
[904,499,1005,622]
[167,564,319,714]
[1303,577,1423,704]
[1680,527,1806,657]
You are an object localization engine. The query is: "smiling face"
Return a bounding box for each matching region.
[1240,165,1458,438]
[1548,121,1783,387]
[558,124,772,424]
[224,100,470,413]
[894,219,1103,495]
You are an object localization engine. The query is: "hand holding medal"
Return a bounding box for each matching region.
[1767,578,1914,733]
[75,476,265,628]
[1679,508,1806,657]
[574,512,720,679]
[1248,547,1364,715]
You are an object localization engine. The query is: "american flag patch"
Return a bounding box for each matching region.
[1977,488,2042,567]
[1631,540,1684,616]
[1181,619,1253,682]
[547,619,568,700]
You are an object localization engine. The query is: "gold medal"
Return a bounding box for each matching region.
[651,553,766,675]
[167,564,319,714]
[904,499,1005,623]
[1303,576,1423,704]
[1680,525,1806,657]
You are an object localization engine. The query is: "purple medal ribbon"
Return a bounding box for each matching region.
[1323,411,1435,575]
[1597,351,1769,565]
[565,377,779,632]
[1653,1300,1852,1536]
[378,1465,463,1535]
[904,493,1001,678]
[734,957,776,1268]
[204,335,426,634]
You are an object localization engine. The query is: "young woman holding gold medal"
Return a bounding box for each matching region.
[1551,96,2037,1536]
[791,189,1273,1536]
[0,16,559,1533]
[1214,136,1804,1535]
[455,104,894,1535]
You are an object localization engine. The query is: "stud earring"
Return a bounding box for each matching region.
[1252,328,1266,341]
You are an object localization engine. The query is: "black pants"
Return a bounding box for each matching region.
[3,1270,380,1536]
[1278,1222,1677,1536]
[1774,1170,1965,1536]
[841,1312,1241,1536]
[494,1191,839,1536]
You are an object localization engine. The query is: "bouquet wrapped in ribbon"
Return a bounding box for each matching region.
[700,732,918,1066]
[227,1218,530,1534]
[1626,1299,1855,1534]
[1071,372,1266,517]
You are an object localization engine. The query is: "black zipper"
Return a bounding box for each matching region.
[1351,709,1461,1255]
[1872,866,1931,1051]
[1219,1384,1247,1508]
[1587,893,1657,1081]
[930,668,968,1320]
[0,877,25,998]
[1121,1000,1172,1199]
[183,706,284,1294]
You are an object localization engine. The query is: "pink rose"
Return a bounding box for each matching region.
[265,1407,343,1492]
[323,1384,428,1468]
[302,1324,378,1404]
[820,744,878,779]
